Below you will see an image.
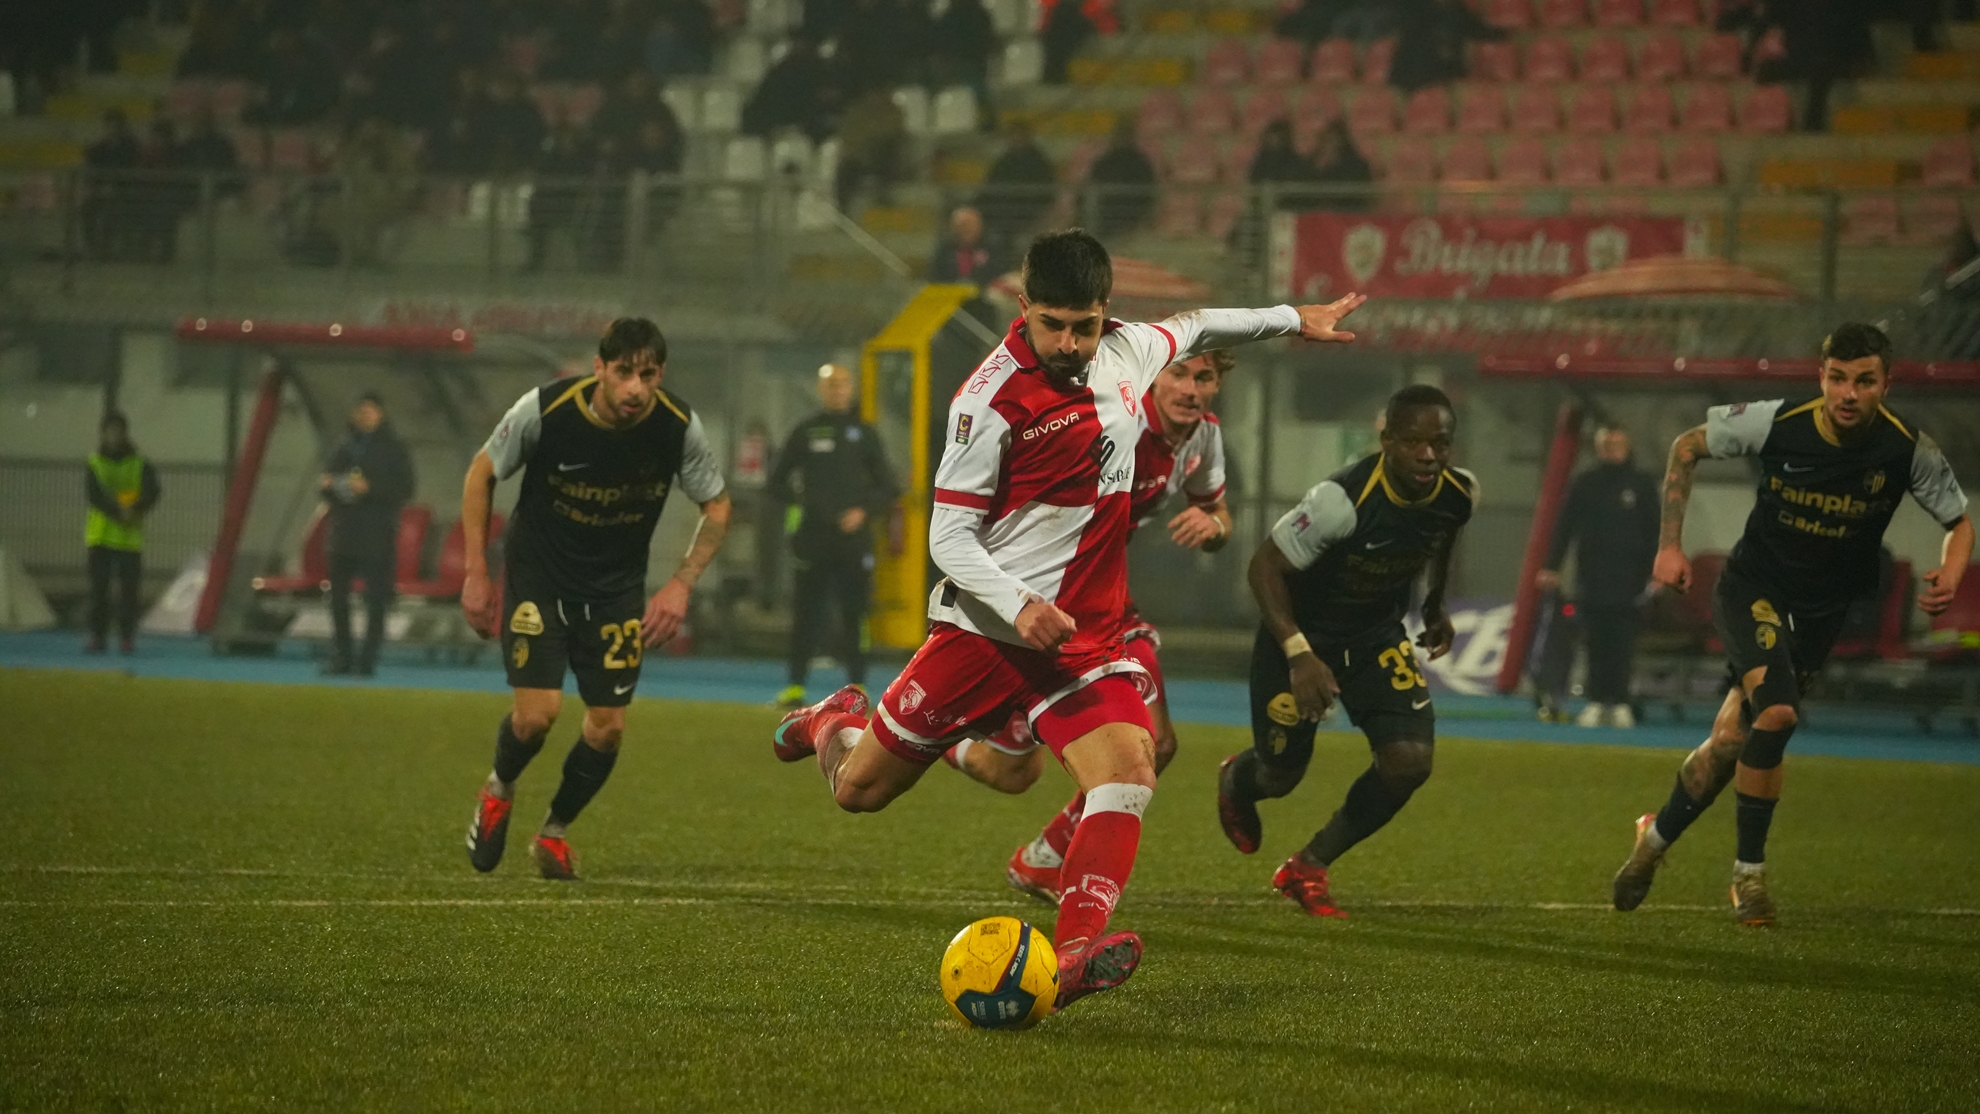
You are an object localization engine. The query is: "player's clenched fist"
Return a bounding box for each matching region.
[461,569,497,639]
[1014,599,1077,653]
[1288,653,1340,721]
[1652,545,1692,593]
[1294,293,1367,344]
[644,578,692,647]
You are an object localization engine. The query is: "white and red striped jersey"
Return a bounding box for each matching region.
[1128,399,1225,529]
[928,306,1299,654]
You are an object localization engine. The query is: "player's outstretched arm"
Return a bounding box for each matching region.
[1653,424,1710,592]
[1920,516,1973,614]
[645,493,732,647]
[1293,293,1367,343]
[459,450,499,638]
[1417,531,1461,661]
[1167,499,1231,551]
[1247,541,1339,720]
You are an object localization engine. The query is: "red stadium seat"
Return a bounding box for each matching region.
[1635,33,1687,81]
[1497,136,1551,183]
[1841,194,1900,245]
[1188,87,1236,134]
[1921,137,1975,187]
[1622,83,1675,133]
[1347,86,1400,138]
[1168,135,1220,183]
[1256,38,1305,85]
[1403,86,1453,133]
[1290,86,1342,129]
[1679,81,1734,132]
[1566,84,1617,133]
[400,514,506,599]
[1455,84,1508,133]
[1650,0,1700,25]
[1525,35,1576,82]
[1310,38,1356,84]
[392,505,433,588]
[566,84,604,126]
[1553,136,1607,184]
[1740,83,1793,133]
[1361,38,1395,83]
[1580,36,1630,82]
[1906,194,1967,243]
[1221,136,1259,182]
[1206,189,1248,240]
[1539,0,1587,27]
[1470,40,1520,82]
[1610,136,1663,185]
[1922,562,1980,662]
[1481,0,1534,28]
[1694,33,1744,80]
[1137,88,1185,136]
[1666,135,1722,186]
[1510,83,1562,132]
[1593,0,1642,28]
[1154,189,1203,235]
[1202,39,1250,85]
[253,513,331,594]
[1383,139,1438,183]
[1242,87,1292,135]
[1060,136,1108,183]
[1442,135,1494,181]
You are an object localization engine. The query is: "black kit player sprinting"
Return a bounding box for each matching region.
[1613,324,1971,925]
[459,318,731,879]
[1217,385,1476,917]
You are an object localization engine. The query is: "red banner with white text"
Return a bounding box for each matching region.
[1274,213,1694,301]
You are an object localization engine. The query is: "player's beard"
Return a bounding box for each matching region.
[1040,353,1089,386]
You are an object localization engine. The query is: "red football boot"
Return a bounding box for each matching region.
[1272,856,1346,918]
[465,786,513,873]
[531,835,579,880]
[1054,930,1143,1012]
[772,684,872,763]
[1217,754,1262,854]
[1005,845,1063,905]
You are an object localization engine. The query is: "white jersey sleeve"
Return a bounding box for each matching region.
[1909,431,1970,528]
[1270,480,1358,570]
[1182,421,1228,505]
[676,411,727,504]
[1114,306,1304,394]
[483,387,543,480]
[1704,399,1785,459]
[929,388,1034,627]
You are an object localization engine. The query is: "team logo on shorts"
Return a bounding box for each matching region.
[1267,692,1301,726]
[1756,623,1779,650]
[1750,599,1781,626]
[899,681,927,715]
[1267,726,1288,754]
[510,601,545,635]
[512,638,529,669]
[954,414,973,444]
[1865,470,1886,495]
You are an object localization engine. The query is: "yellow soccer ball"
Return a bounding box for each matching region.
[939,916,1058,1030]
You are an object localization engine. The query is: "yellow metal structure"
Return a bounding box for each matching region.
[863,283,979,649]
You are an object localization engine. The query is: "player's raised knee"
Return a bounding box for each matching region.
[1753,703,1798,732]
[1378,740,1434,792]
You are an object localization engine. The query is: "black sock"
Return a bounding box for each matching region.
[1735,792,1777,864]
[1227,750,1264,803]
[492,715,546,785]
[1653,774,1710,845]
[547,739,619,826]
[1304,765,1411,866]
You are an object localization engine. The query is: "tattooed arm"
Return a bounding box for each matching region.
[1652,425,1710,593]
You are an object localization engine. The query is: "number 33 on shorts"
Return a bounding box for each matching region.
[1377,641,1425,690]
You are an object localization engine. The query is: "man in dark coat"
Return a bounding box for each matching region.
[320,392,416,676]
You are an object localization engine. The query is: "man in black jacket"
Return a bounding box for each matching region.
[320,392,416,676]
[1536,423,1660,727]
[769,364,899,708]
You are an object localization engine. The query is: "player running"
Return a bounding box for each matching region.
[459,317,732,879]
[1611,324,1970,925]
[1217,385,1475,918]
[944,351,1237,904]
[772,229,1364,1009]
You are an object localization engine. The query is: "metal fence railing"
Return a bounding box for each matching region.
[0,459,226,585]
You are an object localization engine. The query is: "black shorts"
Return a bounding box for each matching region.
[1248,624,1435,774]
[1713,568,1847,709]
[501,561,647,708]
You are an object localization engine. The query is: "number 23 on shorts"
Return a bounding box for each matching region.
[1377,641,1425,690]
[601,620,643,669]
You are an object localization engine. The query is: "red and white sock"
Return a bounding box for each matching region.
[1020,792,1085,869]
[808,711,867,780]
[1053,783,1151,955]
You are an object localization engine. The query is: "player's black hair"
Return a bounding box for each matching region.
[598,317,667,366]
[1021,229,1113,309]
[1821,322,1892,374]
[1384,384,1455,431]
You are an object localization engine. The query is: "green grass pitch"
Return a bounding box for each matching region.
[3,670,1977,1112]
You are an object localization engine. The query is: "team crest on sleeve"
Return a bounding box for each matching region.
[955,414,973,444]
[899,681,927,714]
[1750,599,1780,626]
[1727,403,1747,417]
[510,601,545,635]
[1292,513,1312,534]
[1184,453,1202,476]
[1119,381,1138,417]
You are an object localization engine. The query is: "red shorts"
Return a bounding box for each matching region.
[1122,619,1165,708]
[874,623,1154,766]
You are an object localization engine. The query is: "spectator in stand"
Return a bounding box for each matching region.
[84,412,162,655]
[593,4,651,85]
[349,21,451,134]
[1388,0,1507,92]
[468,73,549,177]
[835,0,913,92]
[82,108,139,261]
[1750,2,1873,132]
[977,123,1056,256]
[319,393,416,678]
[244,28,342,126]
[1041,0,1096,85]
[132,117,185,263]
[629,115,685,232]
[1311,118,1373,211]
[927,204,1000,282]
[931,0,995,119]
[593,68,679,151]
[1276,0,1355,47]
[526,115,594,271]
[540,0,607,81]
[1249,118,1322,206]
[646,0,717,81]
[743,37,842,142]
[175,0,259,78]
[835,86,906,212]
[1920,218,1980,358]
[1085,117,1156,238]
[333,115,419,268]
[176,106,242,184]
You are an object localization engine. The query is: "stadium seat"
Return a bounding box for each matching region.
[1580,36,1630,82]
[1168,135,1220,183]
[1360,38,1395,83]
[1203,39,1250,85]
[566,84,604,126]
[1189,87,1237,134]
[268,130,317,171]
[1138,87,1186,138]
[1921,563,1980,662]
[1622,84,1675,133]
[1510,83,1562,132]
[1470,40,1519,82]
[1003,38,1044,84]
[210,80,249,120]
[1921,137,1975,187]
[1650,0,1700,25]
[1539,0,1586,27]
[1666,135,1722,186]
[1403,86,1453,133]
[1497,136,1551,183]
[932,86,978,133]
[1243,87,1291,135]
[252,514,331,594]
[1694,33,1744,80]
[1154,188,1202,235]
[1221,136,1259,182]
[1480,0,1534,29]
[723,136,767,180]
[1455,84,1508,133]
[399,514,505,600]
[1841,194,1900,245]
[1059,136,1106,182]
[892,86,932,135]
[1205,189,1247,240]
[1740,84,1793,133]
[1310,38,1356,84]
[1593,0,1641,27]
[1566,84,1617,133]
[1290,85,1341,129]
[1553,136,1607,184]
[769,133,814,176]
[1679,81,1733,132]
[1347,86,1399,138]
[1752,27,1787,68]
[1636,33,1687,81]
[1442,135,1493,181]
[1525,36,1576,82]
[1906,194,1967,243]
[1610,136,1663,185]
[701,84,743,132]
[1256,38,1305,85]
[1383,139,1438,183]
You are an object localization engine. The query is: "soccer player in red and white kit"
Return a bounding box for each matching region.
[946,350,1237,904]
[772,230,1364,1010]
